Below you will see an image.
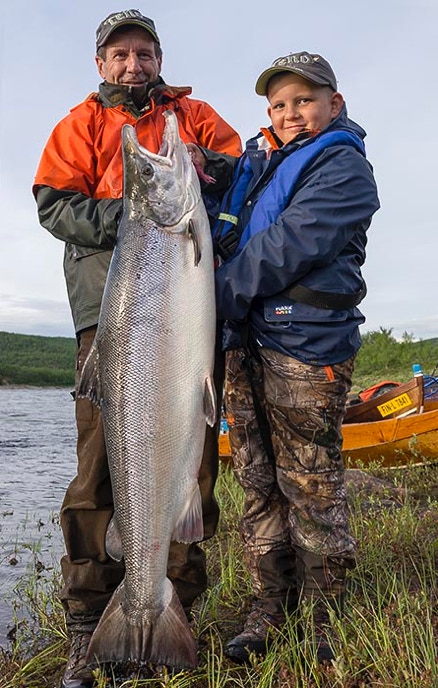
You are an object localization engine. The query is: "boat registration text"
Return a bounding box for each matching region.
[377,393,412,418]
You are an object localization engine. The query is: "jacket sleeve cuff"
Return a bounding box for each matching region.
[197,147,239,193]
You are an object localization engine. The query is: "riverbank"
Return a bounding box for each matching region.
[2,460,438,687]
[0,386,76,650]
[2,328,438,391]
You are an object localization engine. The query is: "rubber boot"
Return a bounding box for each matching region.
[61,614,100,688]
[61,631,95,688]
[225,548,298,663]
[295,547,351,664]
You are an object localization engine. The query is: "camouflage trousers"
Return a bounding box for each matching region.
[224,347,356,601]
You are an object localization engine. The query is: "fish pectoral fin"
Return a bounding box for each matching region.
[86,578,197,669]
[188,219,201,266]
[172,483,204,543]
[204,375,217,427]
[105,516,124,562]
[76,340,102,407]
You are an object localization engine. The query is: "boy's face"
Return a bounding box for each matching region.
[267,73,344,145]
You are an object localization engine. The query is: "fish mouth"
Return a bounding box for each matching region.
[121,110,199,227]
[122,110,181,168]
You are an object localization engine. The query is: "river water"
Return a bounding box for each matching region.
[0,386,77,647]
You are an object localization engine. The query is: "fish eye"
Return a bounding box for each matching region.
[141,164,154,179]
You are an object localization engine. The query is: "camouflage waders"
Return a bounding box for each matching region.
[224,346,356,663]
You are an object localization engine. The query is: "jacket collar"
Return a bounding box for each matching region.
[96,77,192,115]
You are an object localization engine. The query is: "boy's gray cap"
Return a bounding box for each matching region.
[255,51,337,95]
[96,9,160,50]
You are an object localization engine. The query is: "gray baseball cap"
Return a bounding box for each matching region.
[255,51,337,95]
[96,9,160,50]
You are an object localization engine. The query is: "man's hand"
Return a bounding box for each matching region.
[186,143,206,170]
[186,143,216,185]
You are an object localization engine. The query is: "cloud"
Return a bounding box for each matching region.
[0,295,74,338]
[2,0,437,341]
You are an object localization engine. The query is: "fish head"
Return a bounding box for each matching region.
[121,111,201,228]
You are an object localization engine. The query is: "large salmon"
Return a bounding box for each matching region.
[78,110,216,669]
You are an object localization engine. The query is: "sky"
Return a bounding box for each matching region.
[1,0,437,341]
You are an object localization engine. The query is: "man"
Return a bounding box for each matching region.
[33,9,241,687]
[214,52,379,664]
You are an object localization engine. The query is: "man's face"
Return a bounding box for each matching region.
[95,28,162,87]
[267,73,343,145]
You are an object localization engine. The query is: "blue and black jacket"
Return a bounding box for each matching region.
[213,105,380,365]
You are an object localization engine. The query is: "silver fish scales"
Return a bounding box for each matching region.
[78,110,216,669]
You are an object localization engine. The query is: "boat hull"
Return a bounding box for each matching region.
[342,402,438,467]
[219,401,438,468]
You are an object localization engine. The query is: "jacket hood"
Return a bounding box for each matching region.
[328,103,367,140]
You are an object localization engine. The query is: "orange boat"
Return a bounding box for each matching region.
[340,402,438,467]
[219,375,438,468]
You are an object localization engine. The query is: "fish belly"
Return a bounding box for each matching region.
[85,205,215,668]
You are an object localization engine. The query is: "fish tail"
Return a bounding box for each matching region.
[150,581,198,668]
[86,579,198,669]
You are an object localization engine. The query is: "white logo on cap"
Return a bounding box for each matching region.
[106,10,143,27]
[274,54,314,67]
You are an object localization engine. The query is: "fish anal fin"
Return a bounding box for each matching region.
[105,516,123,562]
[86,579,198,669]
[77,340,102,407]
[204,375,217,427]
[172,483,203,543]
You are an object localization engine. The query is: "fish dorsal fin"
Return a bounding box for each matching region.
[172,483,203,543]
[77,340,102,407]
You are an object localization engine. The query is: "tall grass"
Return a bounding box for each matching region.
[1,461,438,687]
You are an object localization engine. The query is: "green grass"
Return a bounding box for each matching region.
[2,325,438,684]
[2,461,438,687]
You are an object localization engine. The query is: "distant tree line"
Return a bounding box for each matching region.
[0,328,437,389]
[353,327,438,390]
[0,331,76,387]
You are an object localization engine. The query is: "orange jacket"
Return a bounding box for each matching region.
[33,83,241,332]
[34,86,242,199]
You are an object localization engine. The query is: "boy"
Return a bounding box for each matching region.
[214,51,379,664]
